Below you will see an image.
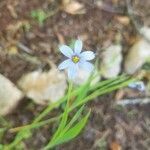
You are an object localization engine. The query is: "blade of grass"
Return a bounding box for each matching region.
[9,116,60,133]
[50,81,73,142]
[58,105,85,137]
[89,74,129,92]
[44,110,91,149]
[70,78,135,111]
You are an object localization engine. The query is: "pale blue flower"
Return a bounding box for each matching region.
[58,39,95,79]
[128,81,145,91]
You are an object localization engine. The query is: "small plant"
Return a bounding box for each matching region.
[31,9,47,26]
[44,40,95,149]
[1,40,135,150]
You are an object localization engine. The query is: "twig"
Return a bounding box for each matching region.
[17,42,43,65]
[115,98,150,106]
[17,53,42,65]
[17,42,33,54]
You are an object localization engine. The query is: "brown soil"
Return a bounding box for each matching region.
[0,0,150,149]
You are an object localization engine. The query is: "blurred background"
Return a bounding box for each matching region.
[0,0,150,149]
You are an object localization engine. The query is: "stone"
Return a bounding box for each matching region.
[18,68,67,105]
[100,44,122,78]
[124,39,150,74]
[0,74,23,116]
[125,26,150,74]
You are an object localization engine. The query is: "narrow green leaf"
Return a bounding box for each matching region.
[71,78,135,111]
[60,105,85,136]
[51,81,73,141]
[89,74,128,92]
[51,108,68,142]
[45,110,90,149]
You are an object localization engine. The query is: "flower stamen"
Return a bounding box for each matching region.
[72,55,80,63]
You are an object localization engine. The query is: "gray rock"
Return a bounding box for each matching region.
[124,39,150,74]
[100,44,122,78]
[0,74,23,116]
[125,26,150,74]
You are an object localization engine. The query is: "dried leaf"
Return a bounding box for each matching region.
[62,1,86,15]
[115,16,130,25]
[7,4,18,18]
[110,141,122,150]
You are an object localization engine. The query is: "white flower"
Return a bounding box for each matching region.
[58,39,95,79]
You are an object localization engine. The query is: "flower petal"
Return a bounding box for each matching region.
[79,61,94,73]
[59,45,73,58]
[80,51,95,60]
[58,59,71,70]
[74,39,83,54]
[67,63,78,79]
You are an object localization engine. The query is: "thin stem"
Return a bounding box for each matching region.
[9,116,60,133]
[44,81,73,149]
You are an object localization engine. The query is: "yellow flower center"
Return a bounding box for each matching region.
[72,55,80,63]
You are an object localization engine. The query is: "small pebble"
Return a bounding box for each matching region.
[128,81,145,92]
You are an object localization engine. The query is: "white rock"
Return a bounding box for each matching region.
[124,26,150,74]
[18,68,67,105]
[73,69,100,85]
[0,74,23,116]
[100,44,123,78]
[124,39,150,74]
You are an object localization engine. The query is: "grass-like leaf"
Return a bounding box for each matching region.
[5,75,135,149]
[44,110,90,149]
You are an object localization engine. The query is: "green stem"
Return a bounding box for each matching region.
[45,81,73,149]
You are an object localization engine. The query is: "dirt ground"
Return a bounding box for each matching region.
[0,0,150,149]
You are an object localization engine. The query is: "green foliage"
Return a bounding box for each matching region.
[0,144,3,150]
[31,9,47,26]
[48,111,90,148]
[0,128,6,142]
[2,75,135,149]
[44,106,90,149]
